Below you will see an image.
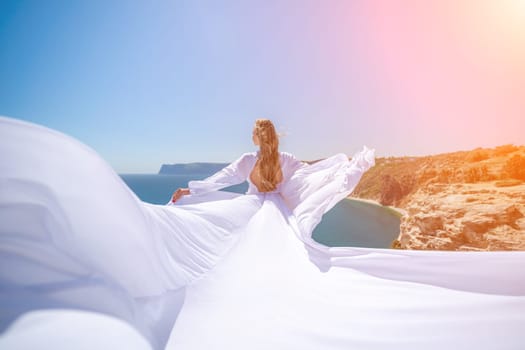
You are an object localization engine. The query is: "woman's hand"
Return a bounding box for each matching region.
[171,188,191,203]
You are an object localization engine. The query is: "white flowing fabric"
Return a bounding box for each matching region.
[0,116,524,350]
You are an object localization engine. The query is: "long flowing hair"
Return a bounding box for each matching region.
[254,119,283,192]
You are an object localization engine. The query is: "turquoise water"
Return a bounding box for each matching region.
[120,174,400,248]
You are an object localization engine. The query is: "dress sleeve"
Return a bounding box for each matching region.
[188,153,254,195]
[280,146,376,236]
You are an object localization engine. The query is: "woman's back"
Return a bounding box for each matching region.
[249,155,283,193]
[245,151,306,195]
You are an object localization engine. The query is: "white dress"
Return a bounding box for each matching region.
[0,116,524,350]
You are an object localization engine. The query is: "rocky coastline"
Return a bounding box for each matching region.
[352,144,525,251]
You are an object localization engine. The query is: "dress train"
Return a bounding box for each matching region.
[0,116,524,350]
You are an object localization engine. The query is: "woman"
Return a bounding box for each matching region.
[171,119,287,203]
[0,116,524,350]
[170,119,309,202]
[163,118,377,281]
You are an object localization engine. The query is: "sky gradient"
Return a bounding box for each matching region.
[1,0,524,173]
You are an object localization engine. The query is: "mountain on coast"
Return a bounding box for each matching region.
[159,162,229,175]
[351,144,525,251]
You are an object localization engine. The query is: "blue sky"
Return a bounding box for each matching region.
[1,0,524,173]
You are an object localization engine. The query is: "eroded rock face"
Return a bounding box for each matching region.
[353,145,525,251]
[396,184,525,251]
[379,175,402,206]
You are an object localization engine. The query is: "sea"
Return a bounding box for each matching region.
[120,174,401,249]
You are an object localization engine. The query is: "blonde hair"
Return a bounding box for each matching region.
[254,119,283,192]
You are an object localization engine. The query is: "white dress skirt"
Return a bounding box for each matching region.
[0,116,524,350]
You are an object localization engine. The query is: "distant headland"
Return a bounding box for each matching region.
[159,163,229,175]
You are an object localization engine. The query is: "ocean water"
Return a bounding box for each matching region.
[120,174,400,248]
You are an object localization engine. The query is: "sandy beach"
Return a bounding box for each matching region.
[348,196,407,217]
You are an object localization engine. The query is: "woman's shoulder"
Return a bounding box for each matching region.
[279,151,302,163]
[242,151,258,160]
[232,152,258,167]
[240,150,296,159]
[234,151,257,160]
[279,151,306,170]
[237,151,298,163]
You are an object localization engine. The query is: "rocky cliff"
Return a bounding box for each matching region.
[352,144,525,251]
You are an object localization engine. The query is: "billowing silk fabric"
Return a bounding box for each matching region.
[0,116,524,350]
